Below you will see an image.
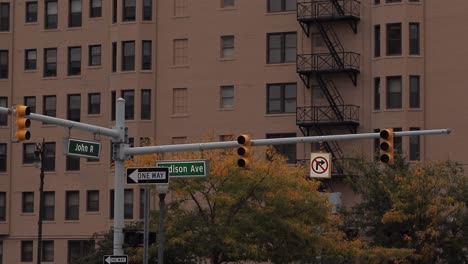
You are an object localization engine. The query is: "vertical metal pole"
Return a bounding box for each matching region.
[143,186,150,264]
[158,193,166,264]
[113,98,125,255]
[36,138,45,264]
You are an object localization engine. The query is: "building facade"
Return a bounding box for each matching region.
[0,0,467,263]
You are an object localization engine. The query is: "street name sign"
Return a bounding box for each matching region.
[156,159,209,178]
[310,152,331,179]
[103,255,128,264]
[126,167,169,184]
[67,138,101,159]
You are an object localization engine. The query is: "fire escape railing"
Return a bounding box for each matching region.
[296,105,359,125]
[297,0,360,21]
[297,53,360,73]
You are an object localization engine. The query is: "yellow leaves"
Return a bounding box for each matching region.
[382,209,407,224]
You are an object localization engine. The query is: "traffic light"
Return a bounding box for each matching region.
[15,105,31,142]
[379,128,394,164]
[237,134,251,169]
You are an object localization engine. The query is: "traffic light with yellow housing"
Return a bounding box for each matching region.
[237,134,251,169]
[15,105,31,142]
[379,128,394,164]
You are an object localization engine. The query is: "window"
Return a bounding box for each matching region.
[409,22,420,55]
[42,240,54,262]
[112,0,117,23]
[121,90,134,120]
[266,133,297,163]
[174,0,188,16]
[110,190,114,219]
[374,25,381,57]
[24,96,36,113]
[267,0,296,12]
[86,190,99,212]
[90,0,102,18]
[0,97,7,126]
[0,144,6,172]
[43,95,56,118]
[173,39,189,66]
[0,241,3,264]
[88,45,101,66]
[22,192,34,213]
[112,42,117,72]
[69,0,82,27]
[21,241,33,262]
[374,0,380,4]
[25,49,37,70]
[66,156,80,171]
[26,2,38,23]
[67,94,81,122]
[124,189,133,219]
[45,0,58,29]
[410,127,420,161]
[122,41,135,71]
[43,191,55,220]
[88,93,100,115]
[220,86,234,109]
[123,0,136,21]
[44,142,56,172]
[23,143,36,164]
[44,48,57,77]
[385,0,401,2]
[267,83,296,114]
[141,90,151,120]
[66,191,79,220]
[386,76,402,109]
[173,88,188,114]
[386,23,402,55]
[222,0,235,8]
[221,36,234,59]
[0,192,5,221]
[410,75,420,109]
[374,77,380,110]
[143,0,152,20]
[394,127,402,155]
[111,91,116,121]
[142,40,152,70]
[139,188,147,219]
[68,46,81,75]
[68,240,95,263]
[0,50,8,79]
[267,32,296,64]
[373,128,380,158]
[0,3,9,32]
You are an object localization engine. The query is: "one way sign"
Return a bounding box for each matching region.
[103,255,128,264]
[126,167,169,185]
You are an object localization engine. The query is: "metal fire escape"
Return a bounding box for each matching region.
[296,0,360,177]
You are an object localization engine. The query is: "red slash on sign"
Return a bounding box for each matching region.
[311,156,329,174]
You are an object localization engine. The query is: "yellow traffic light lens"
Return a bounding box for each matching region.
[380,142,390,151]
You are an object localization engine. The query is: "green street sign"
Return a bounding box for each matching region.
[156,159,209,178]
[67,138,101,159]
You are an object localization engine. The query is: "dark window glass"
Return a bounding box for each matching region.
[374,0,380,4]
[267,32,296,64]
[143,0,152,20]
[112,42,117,72]
[90,0,102,18]
[0,50,8,79]
[66,156,80,171]
[266,133,297,163]
[42,240,54,262]
[68,240,95,263]
[24,96,36,113]
[124,189,133,219]
[67,94,81,121]
[267,0,296,12]
[374,25,381,57]
[25,49,37,70]
[43,142,56,172]
[122,90,134,120]
[45,0,58,29]
[43,191,55,221]
[23,143,36,164]
[0,3,9,32]
[410,127,420,161]
[122,41,135,71]
[43,95,57,118]
[374,77,380,110]
[0,97,7,126]
[142,40,152,70]
[88,93,100,115]
[66,191,79,220]
[386,23,402,55]
[0,144,5,172]
[394,127,402,155]
[386,0,401,2]
[123,0,136,21]
[89,45,101,66]
[22,192,34,213]
[86,190,99,212]
[409,22,420,55]
[68,46,81,75]
[44,48,57,77]
[69,0,82,27]
[111,91,116,121]
[112,0,117,23]
[410,75,420,108]
[0,192,4,221]
[26,2,38,23]
[0,240,3,264]
[222,0,235,8]
[21,241,33,262]
[110,189,114,219]
[267,83,296,114]
[141,90,151,120]
[386,76,402,109]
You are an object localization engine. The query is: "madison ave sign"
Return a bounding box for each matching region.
[156,159,209,178]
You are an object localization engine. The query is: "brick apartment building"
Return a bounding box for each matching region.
[0,0,467,263]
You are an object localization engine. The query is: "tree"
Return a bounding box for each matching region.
[347,159,468,263]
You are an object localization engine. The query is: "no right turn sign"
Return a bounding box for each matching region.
[310,153,331,178]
